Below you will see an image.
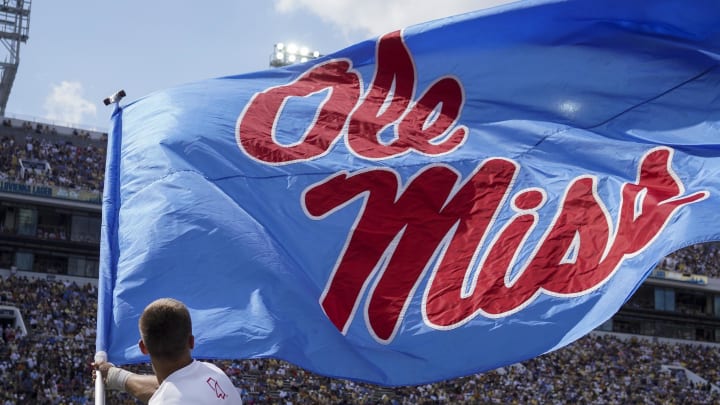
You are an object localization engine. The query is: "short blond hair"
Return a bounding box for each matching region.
[139,298,192,360]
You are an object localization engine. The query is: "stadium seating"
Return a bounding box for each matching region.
[0,121,106,194]
[0,121,719,403]
[1,273,718,404]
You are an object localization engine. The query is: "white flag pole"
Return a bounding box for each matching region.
[96,90,125,405]
[94,351,107,405]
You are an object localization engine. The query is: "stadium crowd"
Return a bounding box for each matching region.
[659,242,720,279]
[0,274,718,404]
[0,121,719,403]
[0,120,106,194]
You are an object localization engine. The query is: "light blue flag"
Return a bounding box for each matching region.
[98,0,720,386]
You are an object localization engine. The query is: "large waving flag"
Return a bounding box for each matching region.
[97,0,720,386]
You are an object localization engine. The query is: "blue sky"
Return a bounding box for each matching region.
[4,0,512,132]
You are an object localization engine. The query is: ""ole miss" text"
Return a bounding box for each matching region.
[237,31,708,343]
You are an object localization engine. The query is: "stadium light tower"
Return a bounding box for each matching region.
[0,0,30,117]
[270,42,322,68]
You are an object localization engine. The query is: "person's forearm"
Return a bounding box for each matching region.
[125,374,160,404]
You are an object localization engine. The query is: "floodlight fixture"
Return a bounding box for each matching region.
[270,42,323,67]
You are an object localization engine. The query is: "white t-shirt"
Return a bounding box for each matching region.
[149,360,243,404]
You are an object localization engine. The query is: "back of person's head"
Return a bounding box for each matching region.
[139,298,192,360]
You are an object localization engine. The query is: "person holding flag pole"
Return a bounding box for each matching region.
[93,298,242,404]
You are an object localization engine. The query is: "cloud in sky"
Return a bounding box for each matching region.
[274,0,515,36]
[43,81,96,126]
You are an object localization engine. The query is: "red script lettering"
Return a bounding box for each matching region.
[237,31,467,163]
[304,148,708,342]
